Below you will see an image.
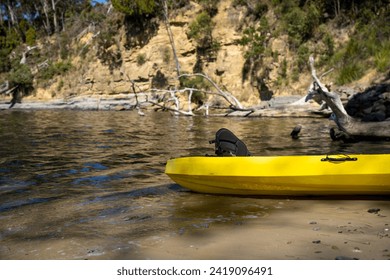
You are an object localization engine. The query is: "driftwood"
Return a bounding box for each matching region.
[178,73,244,110]
[306,56,390,140]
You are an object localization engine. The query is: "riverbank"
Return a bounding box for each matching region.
[0,93,146,111]
[2,194,389,260]
[0,94,329,118]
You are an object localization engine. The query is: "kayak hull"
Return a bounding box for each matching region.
[165,154,390,196]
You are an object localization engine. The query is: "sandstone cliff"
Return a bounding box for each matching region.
[19,0,388,112]
[24,1,295,106]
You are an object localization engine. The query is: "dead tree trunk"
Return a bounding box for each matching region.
[162,0,181,77]
[178,73,244,109]
[51,0,59,33]
[306,56,390,140]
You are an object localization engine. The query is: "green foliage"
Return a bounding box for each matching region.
[3,28,21,51]
[279,58,288,79]
[0,49,11,73]
[80,45,90,59]
[374,44,390,73]
[25,27,37,46]
[237,17,269,59]
[296,44,309,72]
[57,79,64,91]
[58,33,71,60]
[8,64,33,88]
[232,0,246,6]
[271,0,298,15]
[112,0,157,16]
[161,46,171,64]
[38,61,73,80]
[136,53,147,66]
[96,13,123,71]
[233,1,268,19]
[196,0,220,16]
[336,63,365,85]
[188,12,215,49]
[332,39,364,85]
[180,75,210,91]
[323,32,334,58]
[179,75,208,104]
[253,3,269,19]
[331,11,390,84]
[151,70,168,88]
[283,3,321,48]
[166,0,190,9]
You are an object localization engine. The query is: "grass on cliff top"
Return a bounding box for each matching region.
[331,18,390,85]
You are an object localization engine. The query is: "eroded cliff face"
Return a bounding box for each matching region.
[27,0,383,109]
[27,1,260,106]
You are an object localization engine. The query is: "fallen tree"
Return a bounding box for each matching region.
[306,55,390,141]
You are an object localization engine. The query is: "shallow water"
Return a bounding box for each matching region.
[0,110,389,259]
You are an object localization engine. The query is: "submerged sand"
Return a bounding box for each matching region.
[1,197,389,260]
[137,199,390,260]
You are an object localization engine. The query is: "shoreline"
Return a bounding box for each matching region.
[0,95,329,118]
[1,197,389,260]
[114,198,390,260]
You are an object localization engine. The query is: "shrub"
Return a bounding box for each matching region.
[111,0,157,16]
[179,74,208,104]
[336,63,364,85]
[8,63,33,88]
[180,74,210,91]
[187,12,214,49]
[253,3,268,19]
[38,61,73,80]
[237,17,269,59]
[196,0,220,16]
[323,32,335,58]
[374,45,390,73]
[57,79,64,91]
[296,44,309,72]
[0,48,11,73]
[279,58,288,81]
[161,46,171,64]
[136,53,147,65]
[25,27,37,46]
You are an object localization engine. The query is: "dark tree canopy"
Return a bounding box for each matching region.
[111,0,158,16]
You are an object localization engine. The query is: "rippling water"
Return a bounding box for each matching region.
[1,110,389,259]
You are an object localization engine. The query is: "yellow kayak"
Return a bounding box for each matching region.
[165,154,390,196]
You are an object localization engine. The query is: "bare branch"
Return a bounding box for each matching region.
[178,73,243,109]
[308,56,348,117]
[307,55,390,140]
[20,46,38,64]
[145,98,194,116]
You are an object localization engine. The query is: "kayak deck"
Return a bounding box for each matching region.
[165,154,390,196]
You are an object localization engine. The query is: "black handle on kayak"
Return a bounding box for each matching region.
[321,155,358,162]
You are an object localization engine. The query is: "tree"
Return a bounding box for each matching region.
[187,11,215,52]
[7,62,33,107]
[161,0,180,76]
[111,0,157,16]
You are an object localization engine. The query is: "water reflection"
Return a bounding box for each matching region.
[0,110,390,259]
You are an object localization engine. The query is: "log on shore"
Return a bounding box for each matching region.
[306,56,390,140]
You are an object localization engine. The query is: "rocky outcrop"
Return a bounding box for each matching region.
[345,83,390,122]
